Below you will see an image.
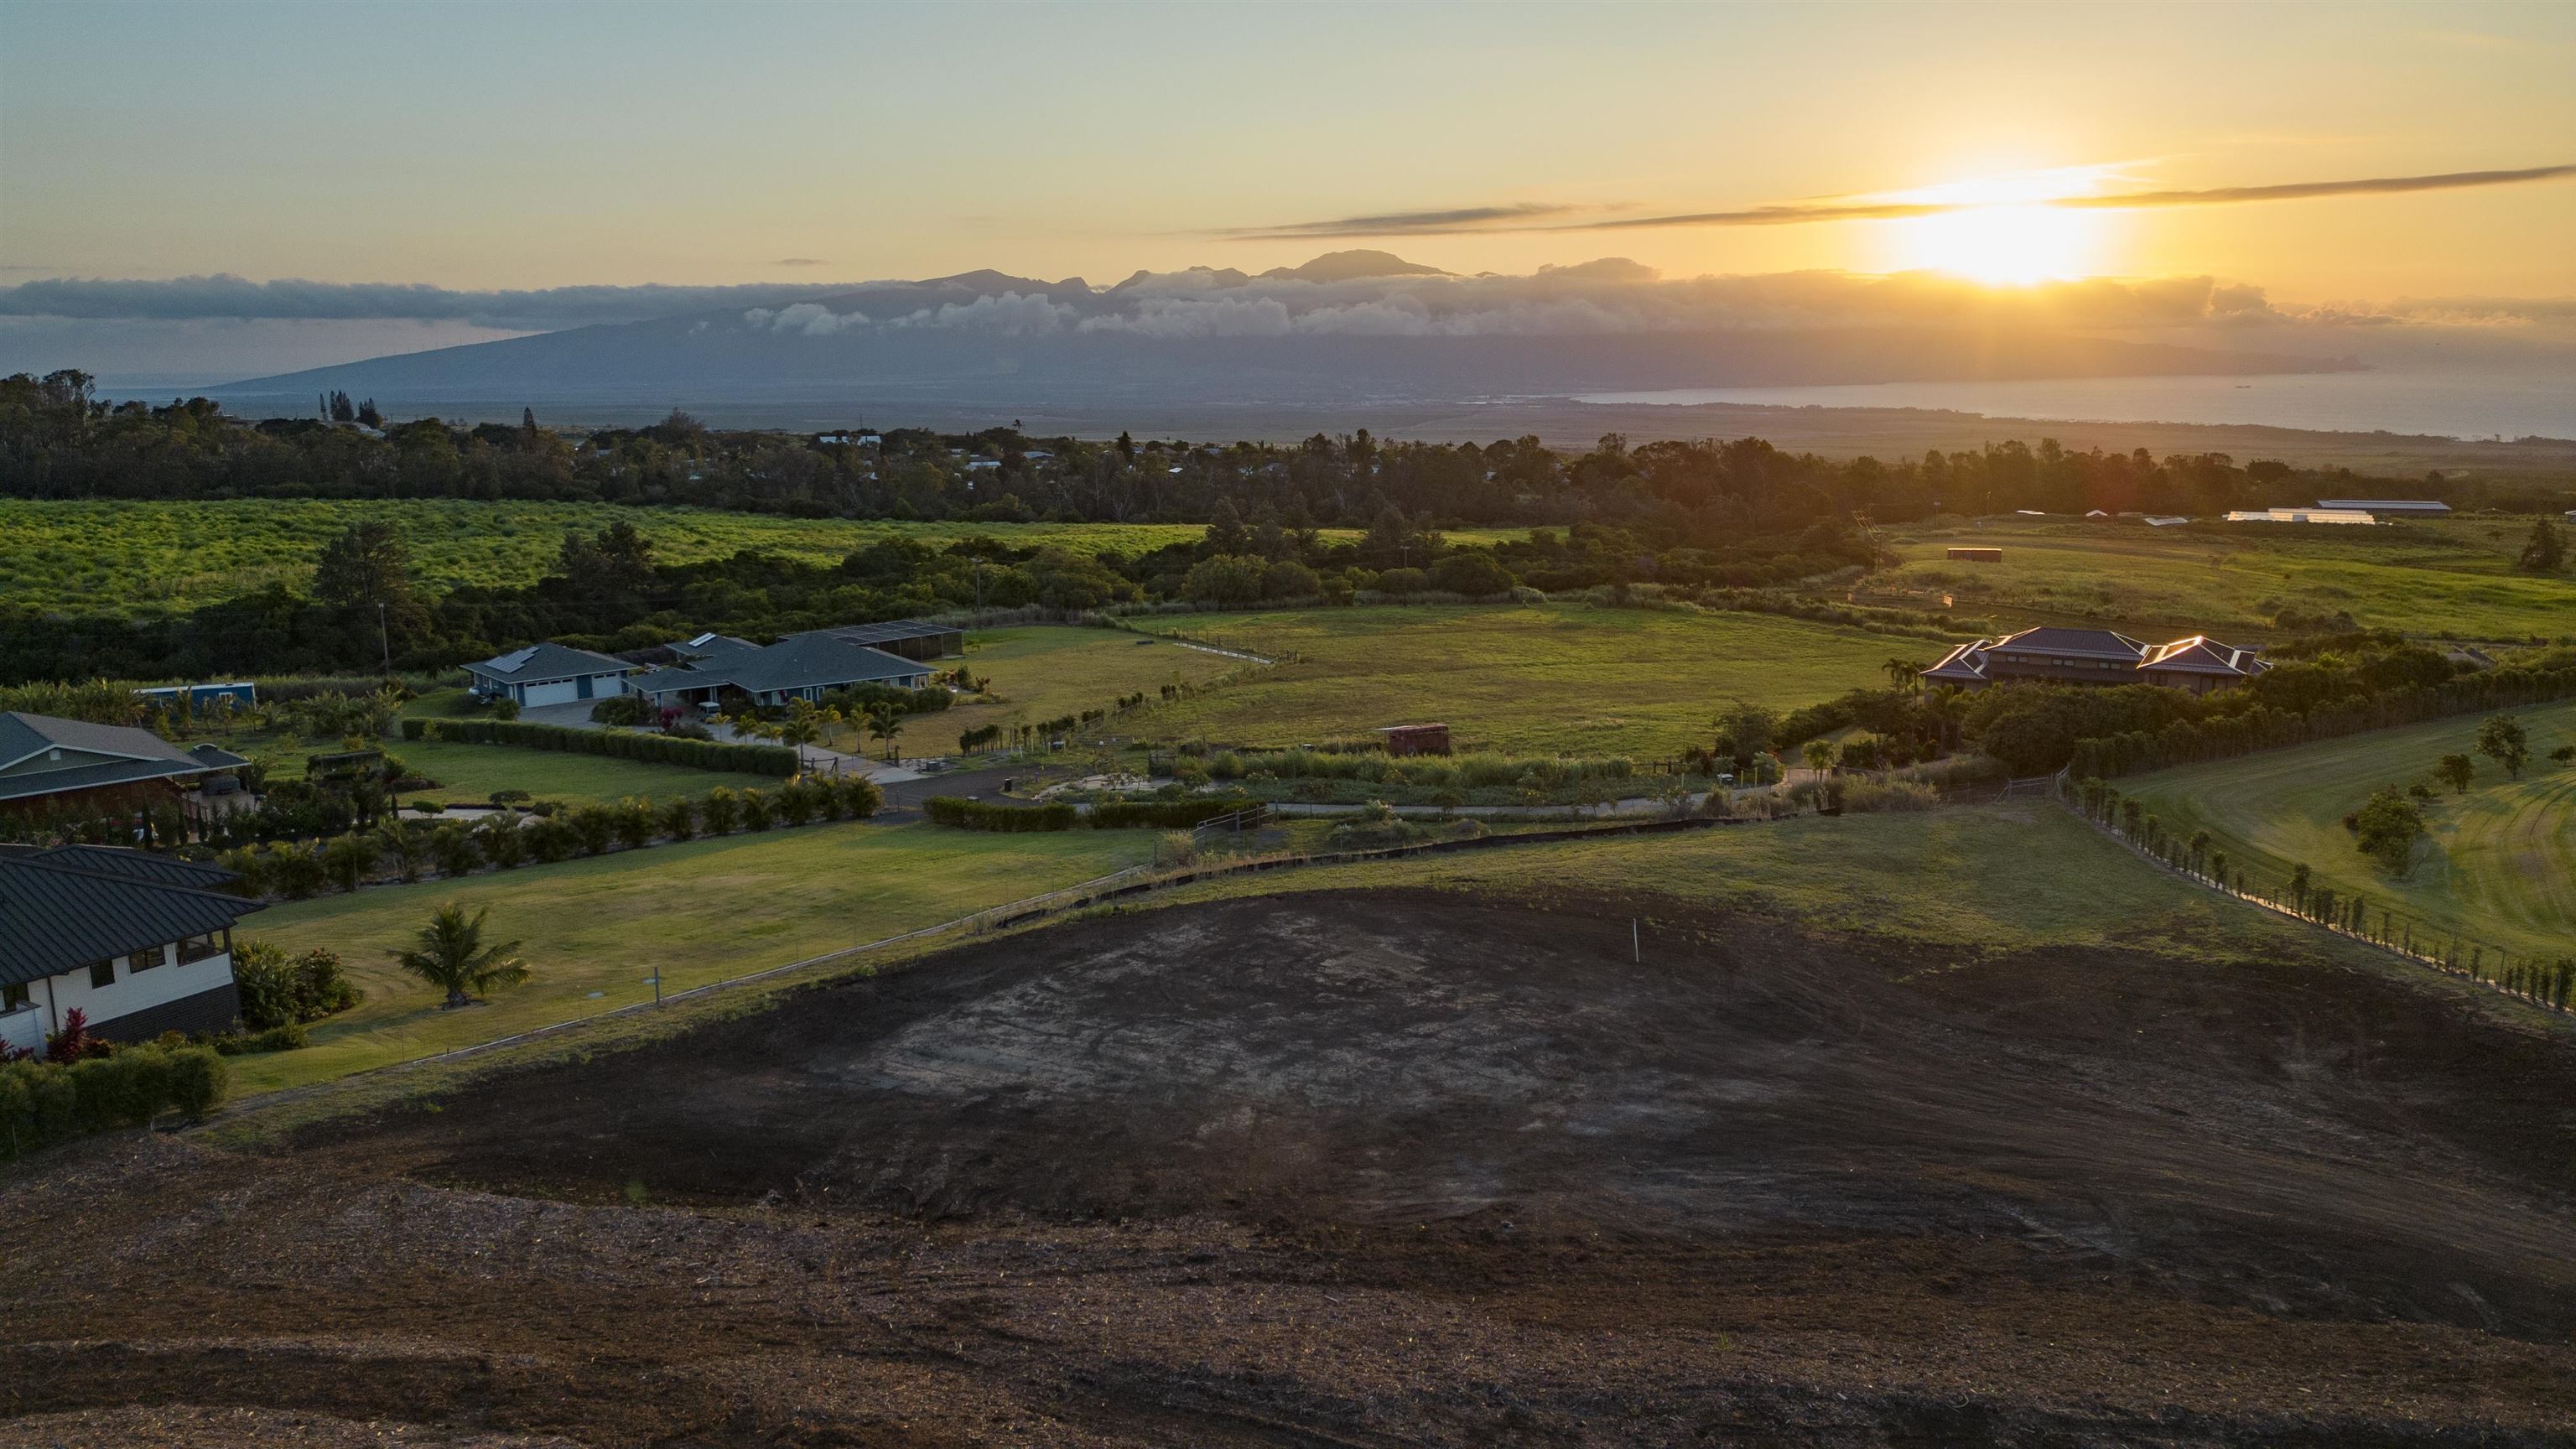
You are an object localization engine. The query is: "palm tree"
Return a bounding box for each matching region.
[376,820,427,883]
[1801,740,1835,778]
[865,705,904,761]
[1883,657,1922,691]
[391,903,529,1010]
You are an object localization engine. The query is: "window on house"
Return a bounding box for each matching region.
[90,959,116,990]
[128,947,163,972]
[2,984,28,1011]
[177,932,225,964]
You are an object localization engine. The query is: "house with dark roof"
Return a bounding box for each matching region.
[0,845,258,1053]
[795,619,964,662]
[0,713,250,814]
[1920,626,2269,693]
[462,643,643,709]
[631,630,936,709]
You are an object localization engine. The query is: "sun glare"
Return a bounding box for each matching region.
[1892,202,2099,285]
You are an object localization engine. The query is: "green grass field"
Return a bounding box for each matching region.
[230,821,1153,1093]
[0,501,1215,616]
[1145,802,2480,978]
[1129,603,1919,756]
[236,731,782,805]
[829,626,1245,757]
[2116,700,2576,963]
[1867,517,2576,644]
[0,500,1540,619]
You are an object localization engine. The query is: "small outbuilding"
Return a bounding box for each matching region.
[1376,724,1452,757]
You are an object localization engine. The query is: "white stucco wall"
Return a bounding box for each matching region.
[33,938,235,1034]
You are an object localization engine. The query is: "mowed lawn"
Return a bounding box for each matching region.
[1870,518,2576,643]
[1132,604,1921,756]
[242,735,782,805]
[833,626,1244,756]
[2117,700,2576,963]
[230,822,1154,1093]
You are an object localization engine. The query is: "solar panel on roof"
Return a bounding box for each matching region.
[494,647,539,671]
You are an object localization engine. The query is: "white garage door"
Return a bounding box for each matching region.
[521,679,583,707]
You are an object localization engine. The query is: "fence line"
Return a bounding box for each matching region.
[2057,782,2572,1015]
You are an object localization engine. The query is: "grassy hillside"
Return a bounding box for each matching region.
[2117,700,2576,963]
[1866,516,2576,644]
[857,626,1244,756]
[231,822,1152,1093]
[1130,603,1919,756]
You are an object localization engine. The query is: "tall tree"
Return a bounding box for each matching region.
[2515,518,2565,574]
[2475,714,2530,779]
[312,519,413,610]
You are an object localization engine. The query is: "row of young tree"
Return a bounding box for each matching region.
[2070,775,2573,1015]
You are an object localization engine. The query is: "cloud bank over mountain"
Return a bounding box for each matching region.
[12,251,2567,415]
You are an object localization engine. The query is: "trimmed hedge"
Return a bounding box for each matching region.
[925,794,1256,832]
[925,797,1080,832]
[403,716,797,776]
[0,1045,227,1159]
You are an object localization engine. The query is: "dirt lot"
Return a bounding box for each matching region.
[4,890,2573,1446]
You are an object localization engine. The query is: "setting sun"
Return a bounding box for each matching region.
[1891,202,2099,283]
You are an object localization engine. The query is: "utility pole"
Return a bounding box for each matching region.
[377,601,393,678]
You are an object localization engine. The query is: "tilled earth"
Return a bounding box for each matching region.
[3,890,2572,1446]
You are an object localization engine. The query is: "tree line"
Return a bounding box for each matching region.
[11,369,2562,540]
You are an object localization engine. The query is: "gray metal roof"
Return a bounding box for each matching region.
[635,635,931,699]
[0,854,256,987]
[0,711,200,771]
[463,642,639,681]
[0,712,239,805]
[1990,627,2148,661]
[23,844,239,888]
[792,619,960,650]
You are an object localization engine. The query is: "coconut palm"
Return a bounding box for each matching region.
[391,903,529,1009]
[1882,657,1923,690]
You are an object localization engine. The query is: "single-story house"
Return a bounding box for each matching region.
[1921,626,2269,693]
[632,631,935,709]
[0,845,257,1052]
[463,643,643,708]
[2224,508,2376,526]
[796,619,964,662]
[0,713,250,815]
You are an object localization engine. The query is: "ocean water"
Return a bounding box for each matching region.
[1574,371,2576,443]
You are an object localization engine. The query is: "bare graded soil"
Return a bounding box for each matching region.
[4,890,2573,1446]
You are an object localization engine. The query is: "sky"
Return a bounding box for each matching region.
[3,0,2572,379]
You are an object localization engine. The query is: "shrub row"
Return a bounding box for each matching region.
[2070,664,2576,778]
[402,716,797,775]
[924,797,1080,831]
[0,1045,226,1158]
[1207,748,1634,789]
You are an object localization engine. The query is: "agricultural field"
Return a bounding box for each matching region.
[827,626,1244,757]
[1866,515,2576,644]
[0,500,1210,615]
[0,498,1530,618]
[230,821,1151,1093]
[2116,699,2576,963]
[1128,602,1918,756]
